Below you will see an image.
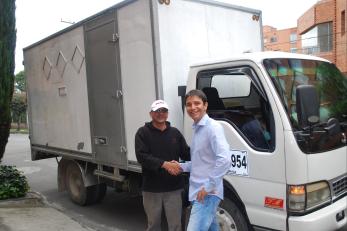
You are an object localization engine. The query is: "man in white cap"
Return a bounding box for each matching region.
[135,99,190,231]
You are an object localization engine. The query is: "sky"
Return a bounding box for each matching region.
[15,0,319,74]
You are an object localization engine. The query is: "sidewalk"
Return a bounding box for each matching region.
[0,192,94,231]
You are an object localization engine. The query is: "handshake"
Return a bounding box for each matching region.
[162,160,182,176]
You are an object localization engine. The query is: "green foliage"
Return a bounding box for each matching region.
[14,71,26,92]
[0,165,29,200]
[10,93,27,130]
[317,63,347,120]
[0,0,16,160]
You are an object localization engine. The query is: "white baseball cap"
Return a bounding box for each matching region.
[150,100,169,112]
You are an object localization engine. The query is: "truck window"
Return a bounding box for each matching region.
[263,58,347,153]
[197,68,275,151]
[211,74,251,98]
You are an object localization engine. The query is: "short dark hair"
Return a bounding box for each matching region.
[185,89,207,105]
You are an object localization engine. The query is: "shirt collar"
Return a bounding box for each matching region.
[192,113,209,129]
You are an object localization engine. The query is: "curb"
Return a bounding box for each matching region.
[0,191,45,208]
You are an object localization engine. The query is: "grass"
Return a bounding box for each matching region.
[10,128,29,134]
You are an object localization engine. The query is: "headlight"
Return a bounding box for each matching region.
[288,181,331,213]
[306,181,331,208]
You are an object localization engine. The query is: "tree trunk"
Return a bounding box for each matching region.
[0,122,11,160]
[17,121,20,131]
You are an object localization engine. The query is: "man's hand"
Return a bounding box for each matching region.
[197,187,208,203]
[162,161,182,175]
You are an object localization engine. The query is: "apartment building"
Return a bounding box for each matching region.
[263,26,301,53]
[263,0,347,75]
[298,0,346,74]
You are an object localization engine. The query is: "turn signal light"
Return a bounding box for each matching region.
[289,185,305,195]
[288,182,331,213]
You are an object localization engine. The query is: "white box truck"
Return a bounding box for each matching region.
[24,0,347,230]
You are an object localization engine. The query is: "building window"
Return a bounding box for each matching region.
[342,11,346,36]
[270,37,277,43]
[301,22,333,54]
[290,33,297,43]
[290,48,297,53]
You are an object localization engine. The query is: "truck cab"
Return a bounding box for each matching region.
[184,51,347,231]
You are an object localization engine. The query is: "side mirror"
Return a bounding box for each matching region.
[296,85,320,128]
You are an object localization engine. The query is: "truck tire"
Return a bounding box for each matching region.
[66,163,96,205]
[217,198,249,231]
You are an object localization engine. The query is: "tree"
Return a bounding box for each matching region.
[14,70,25,92]
[11,71,27,131]
[0,0,16,162]
[10,93,26,131]
[317,62,347,120]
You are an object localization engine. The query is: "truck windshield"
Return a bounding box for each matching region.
[263,58,347,153]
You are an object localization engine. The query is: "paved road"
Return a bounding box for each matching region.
[2,134,147,231]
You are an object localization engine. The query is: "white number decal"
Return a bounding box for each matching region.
[228,150,248,176]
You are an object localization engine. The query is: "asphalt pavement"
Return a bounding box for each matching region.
[0,191,95,231]
[1,134,147,231]
[1,134,93,231]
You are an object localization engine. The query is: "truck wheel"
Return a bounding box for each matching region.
[217,198,249,231]
[66,163,95,205]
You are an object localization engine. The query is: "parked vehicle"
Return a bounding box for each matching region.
[184,51,347,230]
[24,0,346,230]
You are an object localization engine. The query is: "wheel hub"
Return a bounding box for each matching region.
[69,171,82,197]
[217,208,238,231]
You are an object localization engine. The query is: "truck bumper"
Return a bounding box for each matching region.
[288,196,347,231]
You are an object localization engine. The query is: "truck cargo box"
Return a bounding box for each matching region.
[24,0,262,170]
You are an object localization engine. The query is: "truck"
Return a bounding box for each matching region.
[23,0,347,230]
[184,52,347,231]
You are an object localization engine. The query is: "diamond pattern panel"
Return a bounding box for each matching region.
[56,51,67,77]
[71,46,85,73]
[43,57,52,80]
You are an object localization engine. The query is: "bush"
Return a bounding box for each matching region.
[0,165,29,200]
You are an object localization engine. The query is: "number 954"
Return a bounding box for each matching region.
[231,154,247,169]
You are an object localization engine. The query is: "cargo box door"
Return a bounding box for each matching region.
[85,10,126,166]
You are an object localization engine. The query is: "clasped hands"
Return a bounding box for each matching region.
[162,160,182,176]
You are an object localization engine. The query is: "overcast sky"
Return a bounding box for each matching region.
[15,0,318,73]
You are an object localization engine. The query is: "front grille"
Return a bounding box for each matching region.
[332,176,347,197]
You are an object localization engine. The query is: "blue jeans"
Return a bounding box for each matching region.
[187,195,221,231]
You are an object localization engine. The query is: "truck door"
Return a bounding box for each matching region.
[193,62,287,230]
[84,9,126,166]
